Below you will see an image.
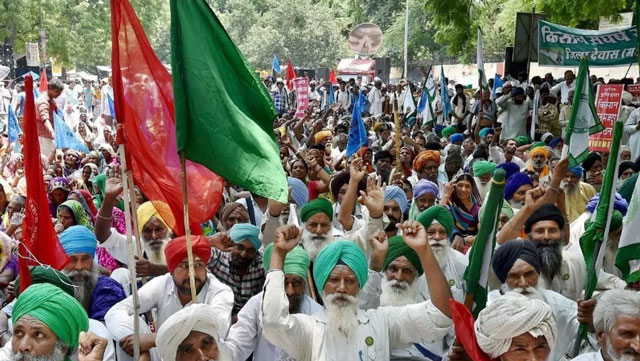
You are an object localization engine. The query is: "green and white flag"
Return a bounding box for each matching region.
[477,27,488,91]
[564,57,604,167]
[616,172,640,283]
[464,168,505,317]
[419,66,437,124]
[403,84,416,115]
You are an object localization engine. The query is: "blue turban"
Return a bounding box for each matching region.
[504,172,533,201]
[549,137,564,148]
[569,165,583,178]
[497,162,521,181]
[479,128,494,138]
[512,87,525,96]
[450,133,464,144]
[586,193,628,216]
[313,240,368,291]
[385,185,409,213]
[413,179,439,200]
[59,225,97,258]
[287,177,308,207]
[229,223,261,250]
[492,239,541,283]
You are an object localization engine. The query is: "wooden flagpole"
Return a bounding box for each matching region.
[393,97,402,173]
[179,151,198,303]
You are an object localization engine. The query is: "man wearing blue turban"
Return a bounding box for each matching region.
[59,225,126,322]
[562,164,596,223]
[261,223,453,360]
[383,185,409,238]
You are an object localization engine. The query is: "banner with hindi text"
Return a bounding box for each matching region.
[294,77,309,119]
[589,84,623,152]
[627,84,640,101]
[538,20,637,67]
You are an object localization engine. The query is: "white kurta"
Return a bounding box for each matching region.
[625,107,640,162]
[496,94,532,140]
[221,292,322,361]
[571,351,604,361]
[261,271,452,361]
[104,273,234,340]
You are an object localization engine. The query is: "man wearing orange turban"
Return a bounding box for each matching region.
[527,145,550,178]
[412,150,441,183]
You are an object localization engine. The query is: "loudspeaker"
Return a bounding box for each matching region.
[374,57,390,84]
[504,47,527,80]
[316,67,329,81]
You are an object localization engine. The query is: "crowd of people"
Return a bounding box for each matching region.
[0,66,635,361]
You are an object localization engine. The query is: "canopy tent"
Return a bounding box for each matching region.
[336,58,375,76]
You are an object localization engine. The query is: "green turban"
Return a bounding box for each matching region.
[263,244,311,281]
[584,210,624,234]
[442,126,456,138]
[313,240,368,291]
[473,161,497,177]
[514,136,531,146]
[13,283,88,349]
[530,141,546,150]
[382,236,423,275]
[416,205,454,237]
[15,266,75,298]
[300,197,333,222]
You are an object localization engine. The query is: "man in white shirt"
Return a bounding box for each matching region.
[625,105,640,162]
[105,235,234,359]
[496,87,532,140]
[368,80,384,116]
[571,289,640,361]
[488,133,526,169]
[335,81,351,109]
[261,222,453,361]
[100,75,114,127]
[552,70,576,104]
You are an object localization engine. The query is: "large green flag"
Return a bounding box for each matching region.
[463,168,505,317]
[171,0,288,203]
[564,57,604,167]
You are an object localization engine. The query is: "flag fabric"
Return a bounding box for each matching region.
[440,65,452,120]
[491,74,504,101]
[531,89,540,140]
[617,168,640,283]
[38,68,48,94]
[328,69,338,85]
[477,28,488,91]
[403,85,416,115]
[450,299,494,361]
[7,105,21,143]
[107,94,116,120]
[328,82,335,106]
[53,112,90,153]
[463,168,505,317]
[346,92,367,157]
[418,66,437,124]
[579,120,624,338]
[272,54,281,74]
[18,75,70,293]
[111,0,225,235]
[636,0,640,74]
[170,0,288,203]
[565,57,604,167]
[286,59,297,91]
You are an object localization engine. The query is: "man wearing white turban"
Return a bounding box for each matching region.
[156,303,231,361]
[475,292,557,361]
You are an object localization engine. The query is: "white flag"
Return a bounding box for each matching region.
[403,86,415,115]
[477,27,488,90]
[531,89,540,140]
[616,174,640,283]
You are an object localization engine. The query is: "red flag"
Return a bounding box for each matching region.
[286,60,297,91]
[111,0,223,235]
[19,75,70,293]
[38,68,48,94]
[449,299,495,361]
[328,69,337,85]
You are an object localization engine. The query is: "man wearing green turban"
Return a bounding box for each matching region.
[441,126,456,138]
[261,223,453,360]
[473,160,497,200]
[12,283,89,361]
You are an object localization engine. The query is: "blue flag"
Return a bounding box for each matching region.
[53,111,90,153]
[107,94,116,120]
[440,66,451,120]
[492,74,504,100]
[417,90,428,114]
[7,105,22,143]
[346,92,368,157]
[272,55,281,74]
[329,83,335,105]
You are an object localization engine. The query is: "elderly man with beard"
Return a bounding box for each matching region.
[563,165,596,223]
[526,146,551,178]
[220,244,321,361]
[572,290,640,361]
[218,202,250,231]
[261,221,453,361]
[472,160,496,200]
[105,235,233,359]
[58,225,126,322]
[411,150,441,184]
[490,239,592,361]
[156,304,232,361]
[504,172,534,212]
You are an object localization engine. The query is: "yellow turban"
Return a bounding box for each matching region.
[137,201,176,234]
[529,146,548,160]
[314,130,333,144]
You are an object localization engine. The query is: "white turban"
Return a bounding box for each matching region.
[156,304,220,361]
[474,292,557,358]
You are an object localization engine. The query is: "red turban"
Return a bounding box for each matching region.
[164,236,212,273]
[413,150,441,172]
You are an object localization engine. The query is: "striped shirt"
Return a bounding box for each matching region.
[207,248,265,316]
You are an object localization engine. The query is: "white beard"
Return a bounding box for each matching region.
[429,239,450,266]
[380,278,417,307]
[300,228,332,261]
[142,235,171,264]
[605,337,639,361]
[508,199,525,210]
[215,348,232,361]
[323,292,359,340]
[501,284,545,301]
[12,339,68,361]
[475,177,491,198]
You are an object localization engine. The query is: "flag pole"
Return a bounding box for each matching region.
[393,97,403,173]
[117,145,141,360]
[179,151,198,303]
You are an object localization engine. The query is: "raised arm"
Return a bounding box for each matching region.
[338,158,365,232]
[95,167,123,243]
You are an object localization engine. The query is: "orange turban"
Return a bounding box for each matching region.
[164,236,212,273]
[413,150,441,171]
[529,146,548,160]
[314,130,333,144]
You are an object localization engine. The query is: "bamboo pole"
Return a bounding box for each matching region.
[179,151,198,303]
[393,97,402,173]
